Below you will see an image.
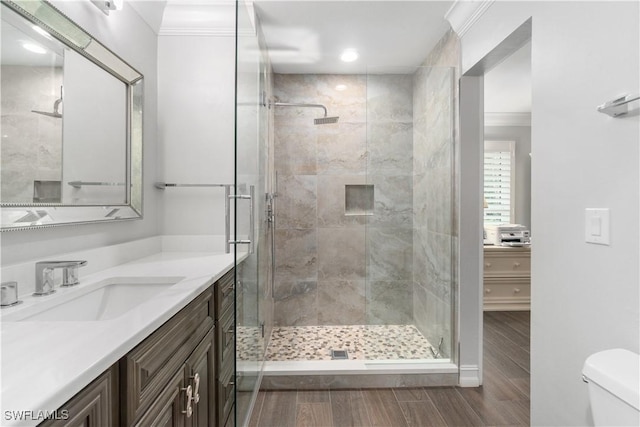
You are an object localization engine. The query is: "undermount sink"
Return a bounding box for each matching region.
[2,277,184,322]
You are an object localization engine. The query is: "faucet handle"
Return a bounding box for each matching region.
[61,261,88,287]
[1,282,22,308]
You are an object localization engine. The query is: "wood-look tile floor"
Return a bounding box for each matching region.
[249,311,530,427]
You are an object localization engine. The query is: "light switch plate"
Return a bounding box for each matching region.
[585,208,610,245]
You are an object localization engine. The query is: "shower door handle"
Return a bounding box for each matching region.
[228,185,255,254]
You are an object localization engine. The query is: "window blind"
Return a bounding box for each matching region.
[484,141,515,225]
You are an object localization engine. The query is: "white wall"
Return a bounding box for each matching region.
[1,0,159,266]
[62,49,126,204]
[157,35,235,236]
[484,125,531,229]
[462,2,639,425]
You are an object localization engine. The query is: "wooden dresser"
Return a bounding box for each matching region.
[483,245,531,311]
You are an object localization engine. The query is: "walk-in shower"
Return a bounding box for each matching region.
[235,2,459,423]
[255,68,458,387]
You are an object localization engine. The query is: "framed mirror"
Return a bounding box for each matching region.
[0,0,143,231]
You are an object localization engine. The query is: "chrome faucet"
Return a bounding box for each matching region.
[34,260,88,296]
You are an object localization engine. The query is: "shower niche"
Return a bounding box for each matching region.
[345,184,374,216]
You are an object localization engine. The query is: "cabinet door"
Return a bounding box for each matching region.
[185,329,215,427]
[134,369,187,427]
[39,366,118,427]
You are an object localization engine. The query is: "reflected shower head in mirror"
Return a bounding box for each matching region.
[271,100,339,125]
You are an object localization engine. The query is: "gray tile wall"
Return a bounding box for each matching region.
[273,74,414,327]
[412,29,460,359]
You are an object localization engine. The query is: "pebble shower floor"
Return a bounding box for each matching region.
[237,325,437,361]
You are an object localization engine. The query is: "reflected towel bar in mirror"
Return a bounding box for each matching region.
[68,181,126,188]
[155,183,233,189]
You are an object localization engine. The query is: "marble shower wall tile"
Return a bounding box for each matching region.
[316,74,367,124]
[274,229,317,283]
[368,175,413,228]
[366,74,413,123]
[274,280,318,326]
[317,227,366,280]
[317,175,367,227]
[317,280,366,325]
[274,124,317,175]
[367,122,413,176]
[276,175,317,229]
[413,229,452,302]
[366,280,413,325]
[316,122,367,175]
[366,227,413,281]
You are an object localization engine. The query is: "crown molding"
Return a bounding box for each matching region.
[444,0,495,38]
[484,112,531,127]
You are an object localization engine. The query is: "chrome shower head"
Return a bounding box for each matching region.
[271,101,339,125]
[314,116,339,125]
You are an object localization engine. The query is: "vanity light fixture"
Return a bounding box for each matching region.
[340,48,358,62]
[335,84,348,91]
[22,42,46,54]
[90,0,124,15]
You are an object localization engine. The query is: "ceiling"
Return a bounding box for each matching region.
[130,0,529,111]
[254,1,454,74]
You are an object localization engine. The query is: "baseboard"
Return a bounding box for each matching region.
[459,364,481,387]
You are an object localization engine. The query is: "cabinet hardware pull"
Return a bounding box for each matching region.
[485,288,491,293]
[514,288,521,293]
[225,327,234,339]
[484,263,491,268]
[514,262,521,267]
[191,373,200,404]
[222,284,234,298]
[182,385,193,418]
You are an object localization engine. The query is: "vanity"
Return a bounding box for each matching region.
[483,245,531,311]
[1,242,241,427]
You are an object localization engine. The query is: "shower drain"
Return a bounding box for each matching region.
[331,349,349,360]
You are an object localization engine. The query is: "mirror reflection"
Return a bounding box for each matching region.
[1,0,143,231]
[1,4,127,205]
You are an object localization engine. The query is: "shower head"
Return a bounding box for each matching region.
[272,101,339,125]
[314,116,339,125]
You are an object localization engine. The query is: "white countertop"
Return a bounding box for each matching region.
[0,251,237,426]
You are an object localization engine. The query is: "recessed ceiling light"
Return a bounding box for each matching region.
[340,49,358,63]
[335,84,348,91]
[22,43,46,54]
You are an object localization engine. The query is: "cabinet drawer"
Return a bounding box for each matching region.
[217,366,235,427]
[215,269,235,317]
[122,288,214,425]
[217,303,234,372]
[484,280,530,299]
[484,253,530,277]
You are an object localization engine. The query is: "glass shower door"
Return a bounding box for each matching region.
[234,0,268,425]
[364,66,456,363]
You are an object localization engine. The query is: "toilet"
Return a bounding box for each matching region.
[582,348,640,426]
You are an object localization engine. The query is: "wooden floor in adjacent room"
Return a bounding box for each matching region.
[249,311,530,427]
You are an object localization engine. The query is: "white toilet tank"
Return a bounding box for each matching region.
[582,348,640,426]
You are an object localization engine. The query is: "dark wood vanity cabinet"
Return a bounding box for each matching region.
[214,269,236,427]
[121,287,216,426]
[38,269,235,427]
[39,365,119,427]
